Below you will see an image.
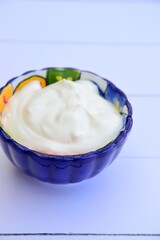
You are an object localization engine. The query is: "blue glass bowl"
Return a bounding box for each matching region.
[0,68,133,184]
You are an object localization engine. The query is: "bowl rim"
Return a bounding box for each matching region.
[0,67,133,162]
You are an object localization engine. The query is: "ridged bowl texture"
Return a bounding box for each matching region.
[0,68,133,184]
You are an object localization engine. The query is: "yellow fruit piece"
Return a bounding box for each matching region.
[0,84,13,113]
[15,76,46,92]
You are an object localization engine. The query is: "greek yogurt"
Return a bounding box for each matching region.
[1,79,123,155]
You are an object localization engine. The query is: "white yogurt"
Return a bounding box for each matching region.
[1,79,123,155]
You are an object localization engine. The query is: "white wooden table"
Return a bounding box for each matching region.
[0,0,160,239]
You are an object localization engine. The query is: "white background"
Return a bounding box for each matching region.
[0,0,160,239]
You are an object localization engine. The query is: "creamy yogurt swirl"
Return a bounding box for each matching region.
[1,79,123,155]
